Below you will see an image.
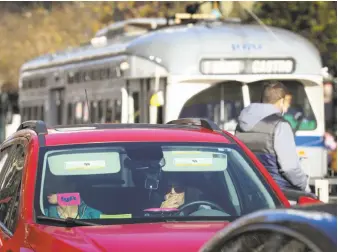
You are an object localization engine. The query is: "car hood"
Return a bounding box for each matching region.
[27,222,230,252]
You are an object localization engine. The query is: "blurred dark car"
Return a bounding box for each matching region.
[200,203,337,252]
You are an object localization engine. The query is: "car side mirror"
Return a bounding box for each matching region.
[297,196,321,205]
[281,189,320,206]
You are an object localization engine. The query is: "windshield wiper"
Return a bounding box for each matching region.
[37,215,98,227]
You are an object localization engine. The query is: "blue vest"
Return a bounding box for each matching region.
[235,114,301,191]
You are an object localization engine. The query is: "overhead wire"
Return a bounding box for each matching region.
[238,2,287,47]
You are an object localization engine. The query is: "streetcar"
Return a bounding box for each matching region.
[18,14,335,196]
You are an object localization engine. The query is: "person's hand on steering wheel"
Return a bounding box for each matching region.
[175,200,225,216]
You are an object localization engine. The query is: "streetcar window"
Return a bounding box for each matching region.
[31,80,36,89]
[106,100,113,123]
[109,68,117,79]
[90,101,98,123]
[106,68,111,79]
[34,79,39,88]
[21,108,27,121]
[249,80,317,131]
[75,102,83,124]
[33,106,38,119]
[100,69,107,80]
[179,82,244,131]
[68,73,74,84]
[67,103,73,124]
[83,102,89,123]
[80,72,86,83]
[41,106,45,121]
[40,78,46,88]
[74,72,80,83]
[36,106,41,120]
[114,99,122,123]
[27,107,32,120]
[98,100,104,123]
[93,69,100,81]
[25,108,28,121]
[132,92,140,123]
[77,72,82,83]
[84,71,91,82]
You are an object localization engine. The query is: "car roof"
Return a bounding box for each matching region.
[12,120,235,147]
[45,127,232,146]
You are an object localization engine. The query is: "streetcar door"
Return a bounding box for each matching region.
[48,88,65,126]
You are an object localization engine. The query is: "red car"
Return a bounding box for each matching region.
[0,118,316,251]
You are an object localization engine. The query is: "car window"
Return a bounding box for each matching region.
[249,80,317,131]
[0,144,25,233]
[179,82,244,131]
[35,142,281,225]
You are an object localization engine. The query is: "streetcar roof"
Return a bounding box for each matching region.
[94,18,174,38]
[20,21,322,75]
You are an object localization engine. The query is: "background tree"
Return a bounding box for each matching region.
[251,1,337,76]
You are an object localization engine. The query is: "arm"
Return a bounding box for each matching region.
[274,122,308,190]
[87,206,102,219]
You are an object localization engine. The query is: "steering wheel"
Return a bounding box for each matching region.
[176,200,225,215]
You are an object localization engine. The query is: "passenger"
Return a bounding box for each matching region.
[44,192,102,219]
[235,81,310,192]
[284,92,316,131]
[283,93,303,129]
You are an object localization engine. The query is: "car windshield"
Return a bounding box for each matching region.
[35,142,281,225]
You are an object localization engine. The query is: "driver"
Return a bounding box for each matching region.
[283,93,303,121]
[160,184,185,209]
[157,178,228,217]
[158,177,204,210]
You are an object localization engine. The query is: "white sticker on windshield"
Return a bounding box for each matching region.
[64,160,106,170]
[174,158,213,166]
[172,151,201,154]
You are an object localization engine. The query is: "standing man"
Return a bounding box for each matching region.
[235,81,310,192]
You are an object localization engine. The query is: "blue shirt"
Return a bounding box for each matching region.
[44,201,102,219]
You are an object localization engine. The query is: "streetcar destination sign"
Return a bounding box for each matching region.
[200,58,295,75]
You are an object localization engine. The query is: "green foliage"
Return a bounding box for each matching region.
[251,1,337,75]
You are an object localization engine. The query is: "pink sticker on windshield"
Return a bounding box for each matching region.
[57,193,80,206]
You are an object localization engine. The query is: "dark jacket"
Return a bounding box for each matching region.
[235,103,308,191]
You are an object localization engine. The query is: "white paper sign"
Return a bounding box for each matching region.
[174,158,213,166]
[64,160,106,170]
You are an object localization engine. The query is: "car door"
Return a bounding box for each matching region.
[0,141,31,251]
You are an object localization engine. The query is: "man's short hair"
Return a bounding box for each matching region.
[261,81,289,104]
